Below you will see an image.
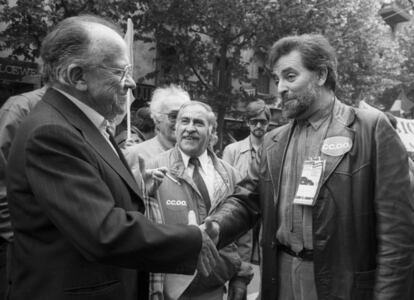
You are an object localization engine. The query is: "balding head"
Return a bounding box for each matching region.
[41,15,123,86]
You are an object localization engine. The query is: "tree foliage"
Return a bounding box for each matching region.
[0,0,141,61]
[1,0,414,147]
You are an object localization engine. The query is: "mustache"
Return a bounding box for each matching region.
[281,94,296,102]
[182,133,199,139]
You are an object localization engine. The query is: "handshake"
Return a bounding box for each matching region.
[188,211,221,277]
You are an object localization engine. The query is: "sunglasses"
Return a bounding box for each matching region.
[249,119,269,126]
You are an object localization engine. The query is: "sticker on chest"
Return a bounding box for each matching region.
[165,199,188,211]
[321,136,352,156]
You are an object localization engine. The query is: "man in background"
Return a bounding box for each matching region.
[0,85,48,298]
[123,84,190,167]
[222,99,270,277]
[223,99,270,180]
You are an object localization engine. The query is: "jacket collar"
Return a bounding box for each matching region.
[43,88,143,199]
[239,136,252,153]
[265,99,355,203]
[168,146,232,202]
[320,99,355,185]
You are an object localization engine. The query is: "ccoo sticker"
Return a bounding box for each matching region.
[321,136,352,156]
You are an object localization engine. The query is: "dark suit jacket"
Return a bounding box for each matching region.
[6,88,201,300]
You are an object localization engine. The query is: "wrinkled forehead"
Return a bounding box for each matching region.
[249,111,268,120]
[178,105,209,122]
[272,50,306,76]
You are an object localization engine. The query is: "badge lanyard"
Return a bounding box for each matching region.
[293,98,336,206]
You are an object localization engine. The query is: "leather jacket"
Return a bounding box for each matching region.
[211,100,414,300]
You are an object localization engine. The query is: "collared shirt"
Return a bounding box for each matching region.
[53,88,118,155]
[179,149,216,204]
[277,99,334,252]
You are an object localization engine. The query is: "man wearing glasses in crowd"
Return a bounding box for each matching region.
[222,99,271,275]
[124,84,190,173]
[223,99,270,180]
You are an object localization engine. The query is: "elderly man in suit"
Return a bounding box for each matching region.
[6,15,218,300]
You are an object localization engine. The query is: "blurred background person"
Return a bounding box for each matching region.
[115,106,156,149]
[123,84,190,172]
[0,84,48,298]
[222,99,271,270]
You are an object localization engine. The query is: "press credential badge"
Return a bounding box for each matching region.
[293,158,325,206]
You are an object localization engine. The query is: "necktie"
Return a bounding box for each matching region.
[106,129,134,177]
[189,157,211,212]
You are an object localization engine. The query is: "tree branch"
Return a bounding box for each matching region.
[190,64,211,90]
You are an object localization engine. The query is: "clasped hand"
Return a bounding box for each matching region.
[189,214,221,277]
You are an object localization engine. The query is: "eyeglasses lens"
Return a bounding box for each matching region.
[167,111,178,121]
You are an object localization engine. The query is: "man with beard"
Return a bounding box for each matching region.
[205,34,414,299]
[6,15,219,300]
[223,99,270,180]
[222,100,270,268]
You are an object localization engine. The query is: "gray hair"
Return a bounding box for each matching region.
[40,15,122,86]
[149,84,191,122]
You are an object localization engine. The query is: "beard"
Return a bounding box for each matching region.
[251,128,265,138]
[281,81,320,119]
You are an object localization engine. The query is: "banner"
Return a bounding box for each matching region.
[395,117,414,152]
[359,100,414,152]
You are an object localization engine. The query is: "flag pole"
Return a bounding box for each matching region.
[125,18,134,141]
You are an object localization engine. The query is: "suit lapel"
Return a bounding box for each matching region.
[266,122,295,206]
[43,89,143,198]
[320,100,356,186]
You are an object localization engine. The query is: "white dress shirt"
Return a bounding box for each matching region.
[179,149,216,203]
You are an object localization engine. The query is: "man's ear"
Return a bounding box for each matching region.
[67,64,88,91]
[317,66,328,86]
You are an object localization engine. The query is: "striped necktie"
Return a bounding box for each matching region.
[189,157,211,212]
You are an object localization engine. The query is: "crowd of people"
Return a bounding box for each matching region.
[0,14,413,300]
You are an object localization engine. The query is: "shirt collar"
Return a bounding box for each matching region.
[179,148,209,170]
[304,97,334,130]
[53,87,108,133]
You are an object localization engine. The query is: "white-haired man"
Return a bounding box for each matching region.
[123,84,190,174]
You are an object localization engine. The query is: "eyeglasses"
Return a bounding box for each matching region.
[95,64,133,82]
[249,119,269,126]
[160,110,179,122]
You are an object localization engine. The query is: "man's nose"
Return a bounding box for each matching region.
[185,122,196,132]
[124,75,136,90]
[277,79,287,95]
